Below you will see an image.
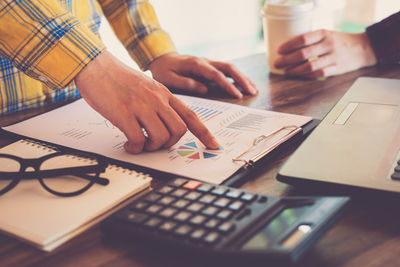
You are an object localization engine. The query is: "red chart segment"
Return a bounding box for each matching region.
[188,152,200,159]
[176,142,223,160]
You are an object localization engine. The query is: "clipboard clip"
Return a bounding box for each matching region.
[232,125,302,169]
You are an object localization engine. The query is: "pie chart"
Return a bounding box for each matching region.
[177,141,223,160]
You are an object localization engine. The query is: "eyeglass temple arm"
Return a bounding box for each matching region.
[75,173,109,186]
[0,172,109,185]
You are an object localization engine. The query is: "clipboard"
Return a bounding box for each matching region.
[221,118,320,187]
[1,118,320,188]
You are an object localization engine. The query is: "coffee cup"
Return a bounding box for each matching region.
[262,0,314,74]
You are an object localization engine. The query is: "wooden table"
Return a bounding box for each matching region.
[2,53,400,267]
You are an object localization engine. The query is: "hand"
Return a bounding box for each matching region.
[274,30,377,78]
[148,53,258,98]
[74,50,219,154]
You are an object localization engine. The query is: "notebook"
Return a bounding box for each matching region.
[0,139,152,251]
[277,77,400,193]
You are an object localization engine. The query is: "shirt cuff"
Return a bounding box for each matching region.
[126,30,176,70]
[366,11,400,66]
[25,23,105,89]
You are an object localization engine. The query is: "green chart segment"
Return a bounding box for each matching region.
[177,142,223,159]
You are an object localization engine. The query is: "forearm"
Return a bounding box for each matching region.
[0,0,104,89]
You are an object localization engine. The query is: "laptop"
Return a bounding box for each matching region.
[277,77,400,193]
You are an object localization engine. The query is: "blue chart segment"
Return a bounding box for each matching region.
[177,141,223,160]
[188,105,223,122]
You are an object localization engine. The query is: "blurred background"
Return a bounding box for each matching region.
[100,0,400,70]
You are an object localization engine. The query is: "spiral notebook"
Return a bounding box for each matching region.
[0,139,152,251]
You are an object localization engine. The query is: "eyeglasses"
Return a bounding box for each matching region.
[0,150,109,197]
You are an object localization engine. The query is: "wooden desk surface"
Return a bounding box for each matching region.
[2,54,400,267]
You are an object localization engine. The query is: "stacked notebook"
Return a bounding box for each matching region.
[0,139,152,251]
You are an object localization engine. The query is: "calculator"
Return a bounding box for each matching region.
[101,178,349,265]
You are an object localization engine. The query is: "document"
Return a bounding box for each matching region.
[3,95,311,184]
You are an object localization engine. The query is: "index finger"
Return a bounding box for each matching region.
[278,30,326,54]
[169,96,220,149]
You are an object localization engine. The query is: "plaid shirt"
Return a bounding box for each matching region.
[366,11,400,66]
[0,0,176,114]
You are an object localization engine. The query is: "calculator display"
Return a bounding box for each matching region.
[241,206,310,250]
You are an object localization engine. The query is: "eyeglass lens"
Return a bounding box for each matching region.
[41,154,100,194]
[0,154,101,196]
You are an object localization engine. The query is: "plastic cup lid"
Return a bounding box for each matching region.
[263,0,314,16]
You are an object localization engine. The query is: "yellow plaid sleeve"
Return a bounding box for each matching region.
[0,0,105,89]
[98,0,176,70]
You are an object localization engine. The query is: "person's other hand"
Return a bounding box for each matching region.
[74,50,219,154]
[274,30,377,78]
[148,53,258,98]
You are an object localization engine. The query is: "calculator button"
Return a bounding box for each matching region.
[258,196,268,203]
[190,228,207,240]
[174,224,193,236]
[145,193,162,202]
[145,217,163,228]
[172,199,190,209]
[174,211,192,222]
[130,201,148,211]
[211,187,228,196]
[236,209,251,221]
[170,178,188,187]
[226,189,242,199]
[216,209,233,220]
[190,215,207,225]
[228,200,244,211]
[214,197,231,208]
[172,188,188,197]
[146,204,163,214]
[218,222,235,233]
[196,184,213,193]
[199,194,217,204]
[116,210,149,224]
[186,202,205,212]
[201,206,219,216]
[205,218,220,229]
[183,180,202,190]
[184,191,202,201]
[158,186,174,195]
[241,193,256,202]
[395,165,400,172]
[204,232,220,244]
[391,172,400,180]
[158,196,176,205]
[159,221,177,232]
[160,208,178,218]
